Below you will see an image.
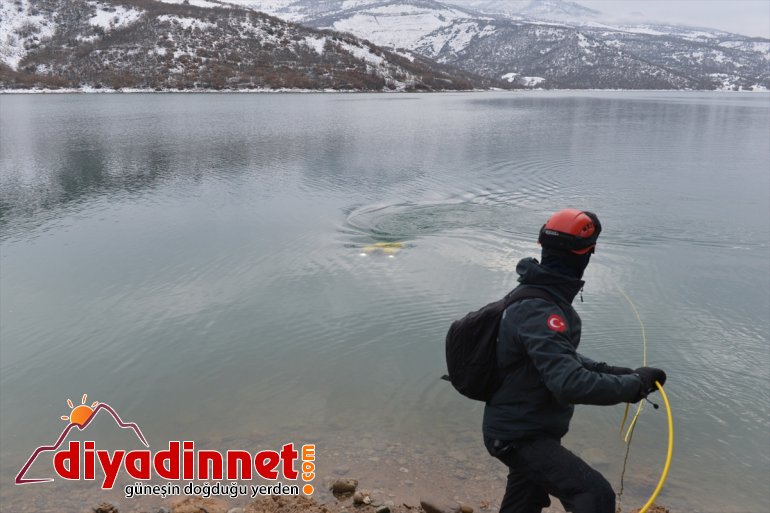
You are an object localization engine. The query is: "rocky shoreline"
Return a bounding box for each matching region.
[86,478,670,513]
[1,430,680,513]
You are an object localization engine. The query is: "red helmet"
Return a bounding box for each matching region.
[538,209,602,254]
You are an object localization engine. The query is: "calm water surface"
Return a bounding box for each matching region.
[1,92,768,512]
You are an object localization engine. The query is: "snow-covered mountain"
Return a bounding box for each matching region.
[225,0,600,24]
[232,0,770,90]
[0,0,496,91]
[428,18,770,89]
[2,0,767,90]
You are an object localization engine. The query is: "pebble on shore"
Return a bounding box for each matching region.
[93,503,119,513]
[330,478,359,495]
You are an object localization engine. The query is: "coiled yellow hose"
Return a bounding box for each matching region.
[637,381,674,513]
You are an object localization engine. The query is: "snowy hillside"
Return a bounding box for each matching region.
[307,1,494,51]
[475,0,600,21]
[0,0,496,91]
[267,0,770,90]
[1,0,59,69]
[2,0,767,91]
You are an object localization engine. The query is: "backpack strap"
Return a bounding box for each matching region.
[503,286,559,308]
[498,286,560,375]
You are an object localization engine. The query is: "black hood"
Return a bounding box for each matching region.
[516,257,584,304]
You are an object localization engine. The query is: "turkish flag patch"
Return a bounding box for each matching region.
[547,314,567,333]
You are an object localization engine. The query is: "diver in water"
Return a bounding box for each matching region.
[483,209,666,513]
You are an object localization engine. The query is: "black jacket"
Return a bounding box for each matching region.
[482,257,641,441]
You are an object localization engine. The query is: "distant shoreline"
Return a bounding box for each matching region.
[0,87,482,94]
[1,87,768,94]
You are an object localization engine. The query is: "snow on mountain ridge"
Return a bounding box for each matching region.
[518,0,600,20]
[316,1,491,51]
[284,0,770,90]
[419,21,496,56]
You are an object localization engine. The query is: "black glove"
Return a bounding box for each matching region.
[634,367,667,398]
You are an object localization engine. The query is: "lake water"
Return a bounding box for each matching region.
[1,91,768,513]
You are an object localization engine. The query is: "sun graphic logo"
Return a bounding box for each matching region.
[15,393,316,497]
[61,394,99,427]
[15,393,148,485]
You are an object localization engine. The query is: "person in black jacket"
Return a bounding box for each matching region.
[483,209,666,513]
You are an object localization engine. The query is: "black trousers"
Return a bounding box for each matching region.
[484,436,616,513]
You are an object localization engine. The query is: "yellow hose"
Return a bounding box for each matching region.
[638,381,674,513]
[617,286,647,443]
[616,285,674,511]
[620,403,630,437]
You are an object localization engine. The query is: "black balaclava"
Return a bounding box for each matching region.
[541,247,591,280]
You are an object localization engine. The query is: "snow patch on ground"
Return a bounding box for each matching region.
[77,34,99,44]
[710,72,741,90]
[393,50,415,62]
[303,36,326,55]
[719,40,770,59]
[332,12,433,49]
[677,29,718,40]
[422,23,472,56]
[576,32,598,54]
[613,25,716,40]
[155,0,229,8]
[88,2,143,31]
[522,76,545,87]
[234,18,277,44]
[223,0,293,14]
[501,72,545,87]
[712,79,769,91]
[222,1,306,22]
[157,15,218,31]
[341,0,376,9]
[0,0,57,69]
[339,41,384,67]
[420,22,497,57]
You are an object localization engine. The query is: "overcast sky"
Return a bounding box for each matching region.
[456,1,770,38]
[578,0,770,38]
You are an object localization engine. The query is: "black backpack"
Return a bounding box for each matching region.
[443,286,556,401]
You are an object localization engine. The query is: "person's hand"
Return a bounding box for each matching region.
[634,367,667,397]
[606,365,634,375]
